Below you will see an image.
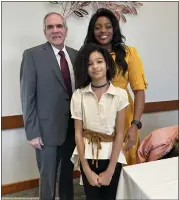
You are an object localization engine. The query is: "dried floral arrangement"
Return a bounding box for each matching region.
[49,1,143,23]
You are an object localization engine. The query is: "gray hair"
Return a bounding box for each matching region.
[43,12,67,30]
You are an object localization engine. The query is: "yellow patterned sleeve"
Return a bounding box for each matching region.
[127,47,148,91]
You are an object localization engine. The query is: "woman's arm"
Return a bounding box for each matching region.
[124,90,145,152]
[133,90,145,121]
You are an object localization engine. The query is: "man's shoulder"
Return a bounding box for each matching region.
[66,46,78,53]
[24,43,48,53]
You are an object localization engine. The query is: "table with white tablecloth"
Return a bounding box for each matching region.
[116,157,178,199]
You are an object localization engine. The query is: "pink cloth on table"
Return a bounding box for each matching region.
[138,125,178,163]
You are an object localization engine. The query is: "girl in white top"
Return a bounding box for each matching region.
[71,43,129,200]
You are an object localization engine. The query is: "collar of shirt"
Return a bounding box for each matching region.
[51,44,68,57]
[81,82,121,96]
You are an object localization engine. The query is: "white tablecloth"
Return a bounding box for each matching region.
[116,157,178,199]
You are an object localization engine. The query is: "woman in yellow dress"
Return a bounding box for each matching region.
[83,8,148,165]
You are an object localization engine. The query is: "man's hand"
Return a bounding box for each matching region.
[123,125,138,153]
[29,137,44,150]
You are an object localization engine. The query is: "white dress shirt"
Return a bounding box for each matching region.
[51,44,75,92]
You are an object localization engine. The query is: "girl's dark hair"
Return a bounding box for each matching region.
[84,8,128,75]
[74,43,117,89]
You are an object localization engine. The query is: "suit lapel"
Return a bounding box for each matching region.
[41,42,67,92]
[66,46,76,72]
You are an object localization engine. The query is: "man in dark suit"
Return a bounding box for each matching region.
[20,12,78,200]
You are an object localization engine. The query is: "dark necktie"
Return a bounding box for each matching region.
[58,51,72,97]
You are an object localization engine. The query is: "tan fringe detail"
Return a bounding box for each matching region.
[83,129,115,168]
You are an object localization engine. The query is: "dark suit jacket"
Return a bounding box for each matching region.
[20,42,78,145]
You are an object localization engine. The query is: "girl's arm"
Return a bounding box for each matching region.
[74,119,90,173]
[98,107,126,186]
[107,107,126,175]
[74,119,101,187]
